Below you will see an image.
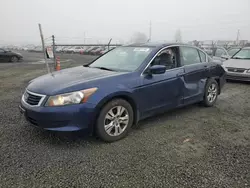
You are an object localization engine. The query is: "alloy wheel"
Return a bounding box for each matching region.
[11,56,18,62]
[104,106,129,136]
[207,83,217,103]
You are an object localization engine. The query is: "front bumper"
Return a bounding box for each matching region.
[20,99,97,132]
[226,72,250,82]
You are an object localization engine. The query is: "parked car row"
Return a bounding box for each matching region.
[55,46,116,55]
[200,45,242,63]
[1,45,117,56]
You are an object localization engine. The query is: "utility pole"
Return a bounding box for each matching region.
[52,35,56,70]
[149,21,152,42]
[38,23,50,74]
[236,29,240,45]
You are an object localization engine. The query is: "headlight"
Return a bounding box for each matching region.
[247,69,250,73]
[45,88,97,106]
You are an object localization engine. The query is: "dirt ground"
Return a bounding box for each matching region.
[0,54,250,188]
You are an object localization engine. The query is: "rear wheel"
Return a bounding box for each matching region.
[10,56,18,62]
[96,99,133,142]
[203,79,219,107]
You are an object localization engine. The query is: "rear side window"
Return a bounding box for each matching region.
[199,50,206,62]
[180,47,201,65]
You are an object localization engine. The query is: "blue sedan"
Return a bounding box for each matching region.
[20,43,226,142]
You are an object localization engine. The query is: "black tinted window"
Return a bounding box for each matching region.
[180,47,201,65]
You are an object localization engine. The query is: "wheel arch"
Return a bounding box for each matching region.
[91,92,139,135]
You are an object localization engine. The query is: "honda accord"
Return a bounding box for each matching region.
[20,43,226,142]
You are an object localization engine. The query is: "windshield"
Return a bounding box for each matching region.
[232,49,250,59]
[228,48,240,56]
[89,47,153,71]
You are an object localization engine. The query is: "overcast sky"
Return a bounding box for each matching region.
[0,0,249,45]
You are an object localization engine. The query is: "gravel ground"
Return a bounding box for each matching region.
[0,56,250,188]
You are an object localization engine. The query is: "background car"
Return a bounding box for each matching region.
[223,47,250,81]
[55,46,64,53]
[72,46,84,53]
[85,46,99,54]
[0,48,23,62]
[89,47,104,55]
[201,46,229,63]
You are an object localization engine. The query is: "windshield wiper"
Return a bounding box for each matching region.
[91,66,116,71]
[233,57,243,59]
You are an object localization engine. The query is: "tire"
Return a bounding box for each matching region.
[96,99,134,142]
[10,56,18,62]
[203,78,219,107]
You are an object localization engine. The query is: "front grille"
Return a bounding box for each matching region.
[227,67,246,73]
[23,91,45,106]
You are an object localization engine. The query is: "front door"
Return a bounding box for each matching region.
[135,47,185,118]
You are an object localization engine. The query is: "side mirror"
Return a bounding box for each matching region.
[148,65,166,74]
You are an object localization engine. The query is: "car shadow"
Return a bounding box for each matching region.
[226,79,250,85]
[134,103,201,130]
[0,59,23,63]
[31,128,103,146]
[31,103,201,146]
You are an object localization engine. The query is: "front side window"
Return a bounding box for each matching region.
[180,47,201,65]
[150,47,177,70]
[232,49,250,59]
[89,47,153,72]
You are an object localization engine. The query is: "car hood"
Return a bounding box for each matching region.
[223,59,250,69]
[27,66,123,95]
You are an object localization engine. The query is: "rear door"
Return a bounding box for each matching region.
[179,46,209,104]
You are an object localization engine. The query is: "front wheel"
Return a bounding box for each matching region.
[203,79,219,107]
[10,56,18,62]
[96,99,134,142]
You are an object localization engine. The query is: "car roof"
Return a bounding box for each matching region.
[243,47,250,50]
[123,42,186,48]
